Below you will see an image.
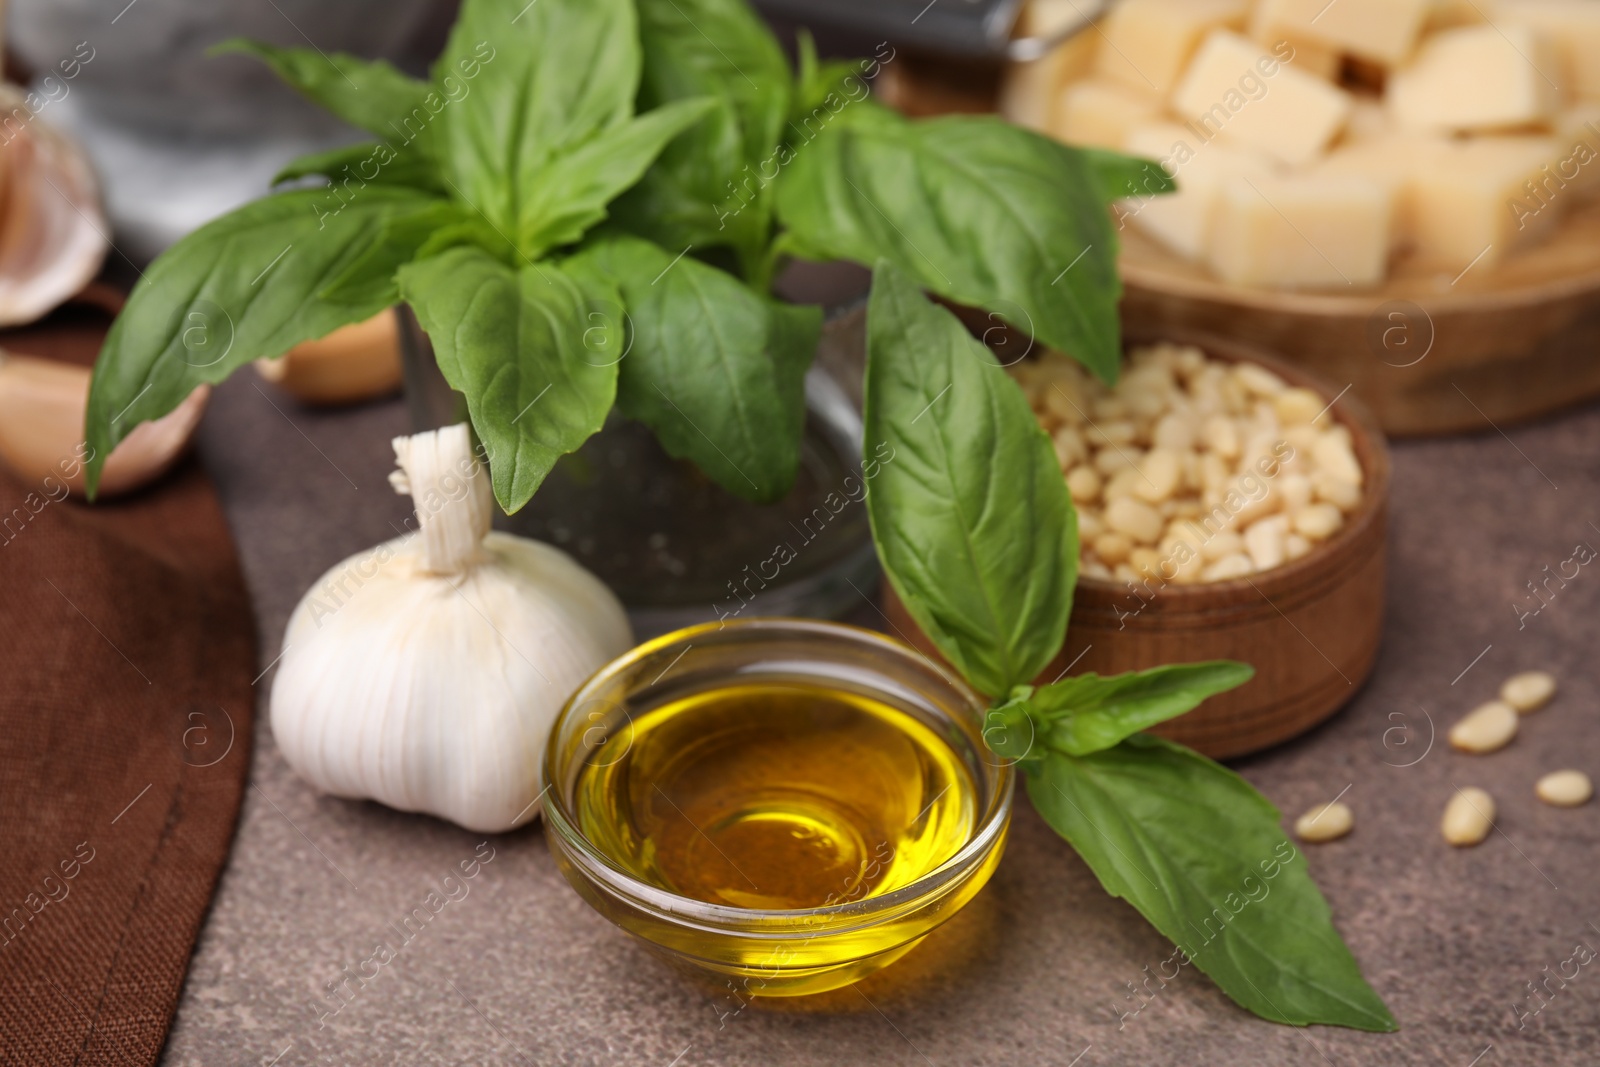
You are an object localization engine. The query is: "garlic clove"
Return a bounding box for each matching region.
[0,86,110,327]
[0,351,208,497]
[254,310,403,406]
[270,425,633,833]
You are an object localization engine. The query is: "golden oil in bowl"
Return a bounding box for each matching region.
[573,681,976,911]
[543,620,1013,996]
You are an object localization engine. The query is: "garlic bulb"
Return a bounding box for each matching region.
[270,424,633,832]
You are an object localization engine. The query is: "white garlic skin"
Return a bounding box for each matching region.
[270,531,631,834]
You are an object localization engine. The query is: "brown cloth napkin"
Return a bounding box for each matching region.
[0,298,256,1065]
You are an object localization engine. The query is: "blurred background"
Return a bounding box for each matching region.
[1,0,1090,263]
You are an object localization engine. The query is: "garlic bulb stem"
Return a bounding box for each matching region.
[388,424,492,575]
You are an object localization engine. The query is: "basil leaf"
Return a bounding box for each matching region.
[396,247,620,512]
[434,0,638,248]
[568,235,819,503]
[511,97,717,259]
[1032,662,1255,756]
[864,261,1077,697]
[1028,738,1397,1031]
[614,0,793,268]
[1077,146,1178,204]
[215,39,430,142]
[274,141,445,195]
[791,32,885,131]
[319,201,466,307]
[777,113,1122,383]
[981,691,1038,763]
[84,187,437,497]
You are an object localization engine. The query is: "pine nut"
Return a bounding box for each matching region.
[1292,503,1344,542]
[1106,497,1164,544]
[1199,528,1245,562]
[1500,671,1555,714]
[1052,428,1086,469]
[1279,473,1314,512]
[1202,414,1240,459]
[1087,421,1137,447]
[1442,788,1495,847]
[1233,363,1288,397]
[1312,433,1363,486]
[1152,412,1197,450]
[1202,553,1254,582]
[1082,559,1114,580]
[1065,465,1102,503]
[1104,466,1144,501]
[1312,470,1363,513]
[1129,547,1162,573]
[1448,701,1518,754]
[1094,447,1138,475]
[1535,770,1592,807]
[1077,509,1104,542]
[1094,532,1133,566]
[1134,448,1184,503]
[1275,388,1327,426]
[1294,801,1353,843]
[1244,515,1289,570]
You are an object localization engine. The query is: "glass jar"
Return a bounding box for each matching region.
[398,309,879,639]
[541,619,1014,996]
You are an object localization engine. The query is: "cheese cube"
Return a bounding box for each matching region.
[1171,31,1353,166]
[1389,25,1561,132]
[1277,36,1342,80]
[1093,0,1250,96]
[1118,122,1276,260]
[1342,98,1392,143]
[1497,0,1600,101]
[1017,0,1097,38]
[1319,134,1447,251]
[1053,79,1161,149]
[1206,173,1395,288]
[999,31,1097,132]
[1405,137,1564,268]
[1426,0,1488,33]
[1251,0,1432,65]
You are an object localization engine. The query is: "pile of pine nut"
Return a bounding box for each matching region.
[1010,343,1364,585]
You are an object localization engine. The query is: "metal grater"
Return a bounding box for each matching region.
[753,0,1110,60]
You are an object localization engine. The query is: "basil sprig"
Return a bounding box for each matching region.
[864,260,1396,1032]
[85,0,1138,511]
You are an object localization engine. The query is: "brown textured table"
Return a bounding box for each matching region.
[160,345,1600,1066]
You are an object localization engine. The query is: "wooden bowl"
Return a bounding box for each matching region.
[1120,194,1600,438]
[885,330,1390,760]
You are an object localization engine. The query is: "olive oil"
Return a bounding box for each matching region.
[574,681,977,911]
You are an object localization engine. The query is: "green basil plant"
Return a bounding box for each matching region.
[82,0,1394,1031]
[83,0,1142,509]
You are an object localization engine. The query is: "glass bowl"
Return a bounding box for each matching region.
[541,619,1014,996]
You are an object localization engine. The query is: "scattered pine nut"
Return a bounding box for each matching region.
[1442,788,1496,847]
[1535,770,1592,808]
[1294,802,1353,843]
[1500,671,1555,714]
[1448,700,1518,754]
